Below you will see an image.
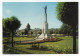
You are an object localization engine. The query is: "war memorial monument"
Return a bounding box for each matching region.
[35,6,53,40]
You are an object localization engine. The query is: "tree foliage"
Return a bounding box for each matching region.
[3,16,21,31]
[57,2,78,26]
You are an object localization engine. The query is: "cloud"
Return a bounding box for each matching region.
[5,9,11,14]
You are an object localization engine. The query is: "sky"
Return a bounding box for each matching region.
[3,2,62,30]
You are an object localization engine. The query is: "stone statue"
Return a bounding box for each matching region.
[44,6,47,13]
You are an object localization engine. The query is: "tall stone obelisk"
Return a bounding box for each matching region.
[35,6,52,40]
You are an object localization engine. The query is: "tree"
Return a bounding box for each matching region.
[37,30,42,34]
[30,31,33,36]
[26,23,31,36]
[49,29,54,34]
[56,2,78,53]
[25,29,28,35]
[54,28,60,34]
[3,16,21,47]
[3,19,10,37]
[60,23,73,36]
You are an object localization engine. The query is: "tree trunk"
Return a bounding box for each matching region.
[73,26,76,54]
[12,31,14,47]
[68,31,69,37]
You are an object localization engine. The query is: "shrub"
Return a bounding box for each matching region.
[40,45,48,50]
[63,47,72,54]
[31,44,39,49]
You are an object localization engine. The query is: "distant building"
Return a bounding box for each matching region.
[16,29,26,36]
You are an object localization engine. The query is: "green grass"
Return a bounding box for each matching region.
[3,36,78,54]
[3,37,34,42]
[14,37,34,41]
[15,45,56,54]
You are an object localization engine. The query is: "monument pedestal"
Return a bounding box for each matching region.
[35,34,52,40]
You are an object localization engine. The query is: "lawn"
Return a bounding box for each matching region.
[3,36,78,54]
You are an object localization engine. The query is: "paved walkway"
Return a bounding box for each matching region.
[15,39,44,44]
